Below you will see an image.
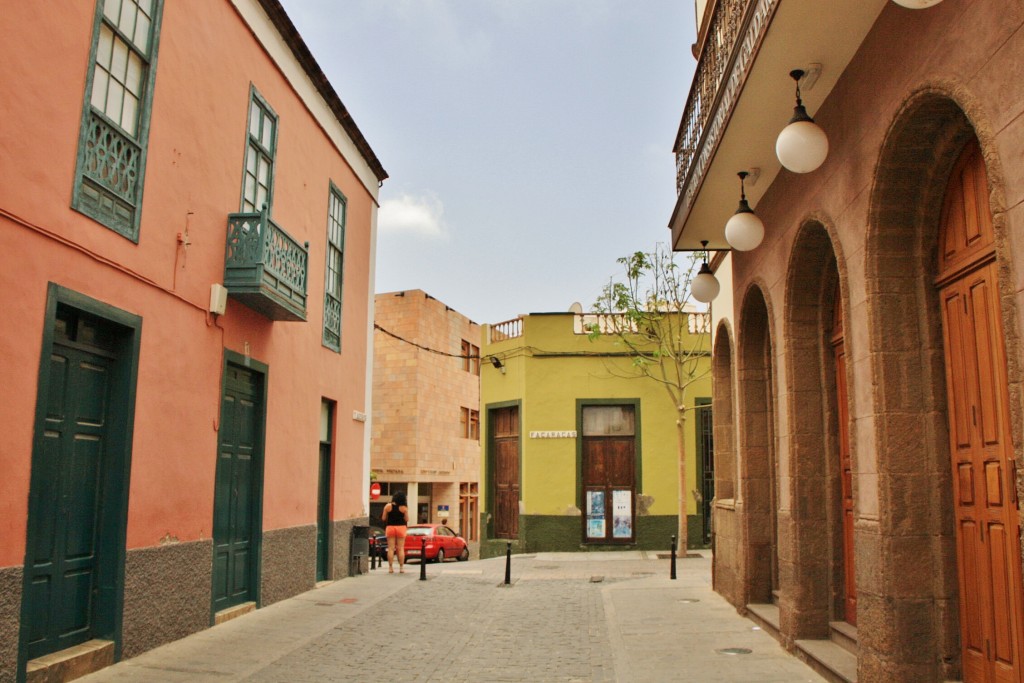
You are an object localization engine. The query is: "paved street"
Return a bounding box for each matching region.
[80,551,825,683]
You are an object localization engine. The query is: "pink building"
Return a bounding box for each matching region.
[371,291,482,543]
[0,1,386,680]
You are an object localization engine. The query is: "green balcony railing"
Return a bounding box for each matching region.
[225,207,308,321]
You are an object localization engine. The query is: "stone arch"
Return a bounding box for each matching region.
[862,84,1019,681]
[780,217,850,640]
[737,283,778,606]
[711,320,741,604]
[712,321,737,502]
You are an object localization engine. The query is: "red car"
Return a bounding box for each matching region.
[403,524,470,563]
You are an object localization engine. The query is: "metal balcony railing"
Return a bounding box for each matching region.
[225,207,308,321]
[674,0,777,215]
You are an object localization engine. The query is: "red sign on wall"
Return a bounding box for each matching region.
[370,482,381,500]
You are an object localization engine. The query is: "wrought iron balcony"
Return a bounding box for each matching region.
[225,208,308,321]
[675,0,756,197]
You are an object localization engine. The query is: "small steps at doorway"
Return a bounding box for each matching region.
[26,639,114,683]
[795,622,859,683]
[745,604,858,683]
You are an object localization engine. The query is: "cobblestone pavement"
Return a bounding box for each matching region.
[80,551,825,683]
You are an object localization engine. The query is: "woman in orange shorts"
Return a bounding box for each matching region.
[381,491,409,573]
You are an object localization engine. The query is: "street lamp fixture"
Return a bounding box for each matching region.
[724,171,764,251]
[776,69,829,173]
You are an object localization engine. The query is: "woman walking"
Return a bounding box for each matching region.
[381,491,409,573]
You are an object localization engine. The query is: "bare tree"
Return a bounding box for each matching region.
[589,243,711,553]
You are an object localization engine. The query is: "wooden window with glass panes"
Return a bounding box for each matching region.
[72,0,163,239]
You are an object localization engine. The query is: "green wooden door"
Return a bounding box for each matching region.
[212,364,262,612]
[25,341,113,658]
[315,442,330,582]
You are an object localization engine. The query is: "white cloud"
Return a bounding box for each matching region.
[378,193,449,239]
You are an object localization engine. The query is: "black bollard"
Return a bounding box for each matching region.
[670,535,677,580]
[419,536,427,581]
[504,541,512,585]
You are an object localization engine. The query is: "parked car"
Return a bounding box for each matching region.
[403,524,470,563]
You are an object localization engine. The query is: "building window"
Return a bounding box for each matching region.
[322,185,346,351]
[72,0,163,241]
[461,407,479,440]
[241,88,277,213]
[461,340,479,374]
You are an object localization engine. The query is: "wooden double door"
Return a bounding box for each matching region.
[938,139,1023,682]
[491,405,520,540]
[582,404,636,544]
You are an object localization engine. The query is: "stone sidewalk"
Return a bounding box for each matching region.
[79,551,825,682]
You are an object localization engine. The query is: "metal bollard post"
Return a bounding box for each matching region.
[504,541,512,585]
[670,535,677,580]
[371,542,377,570]
[419,536,427,581]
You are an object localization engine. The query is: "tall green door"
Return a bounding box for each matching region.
[316,443,331,582]
[26,344,111,658]
[23,297,139,665]
[212,363,263,613]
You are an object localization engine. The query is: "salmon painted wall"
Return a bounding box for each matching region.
[0,0,378,567]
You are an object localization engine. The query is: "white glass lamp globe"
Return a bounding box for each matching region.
[691,266,720,303]
[776,119,829,173]
[725,209,765,251]
[892,0,942,7]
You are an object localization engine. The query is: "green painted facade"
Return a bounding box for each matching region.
[479,312,711,557]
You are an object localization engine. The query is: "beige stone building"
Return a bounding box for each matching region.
[371,290,481,540]
[673,1,1024,682]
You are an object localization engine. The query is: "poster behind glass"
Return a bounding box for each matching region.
[586,490,605,538]
[612,489,632,539]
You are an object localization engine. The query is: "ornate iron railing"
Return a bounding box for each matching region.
[225,207,308,321]
[674,0,778,213]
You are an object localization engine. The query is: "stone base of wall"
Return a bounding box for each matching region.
[121,540,212,659]
[331,517,370,579]
[261,525,316,607]
[0,565,22,683]
[480,515,691,553]
[710,503,742,608]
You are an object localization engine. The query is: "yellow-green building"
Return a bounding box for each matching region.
[479,311,712,556]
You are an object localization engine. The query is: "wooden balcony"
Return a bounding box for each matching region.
[224,208,308,321]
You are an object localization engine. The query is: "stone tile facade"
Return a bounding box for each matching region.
[372,291,481,536]
[679,2,1024,682]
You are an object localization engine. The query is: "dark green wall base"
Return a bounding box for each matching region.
[1,565,21,683]
[122,540,212,659]
[479,514,707,555]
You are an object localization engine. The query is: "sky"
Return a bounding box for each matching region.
[279,0,698,324]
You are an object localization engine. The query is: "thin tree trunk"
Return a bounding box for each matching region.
[677,413,688,554]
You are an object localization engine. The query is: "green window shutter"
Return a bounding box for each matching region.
[241,89,278,213]
[72,0,164,242]
[322,184,346,352]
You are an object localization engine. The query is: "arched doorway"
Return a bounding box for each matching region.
[866,91,1024,681]
[738,286,777,605]
[783,221,852,637]
[712,324,740,603]
[937,137,1023,682]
